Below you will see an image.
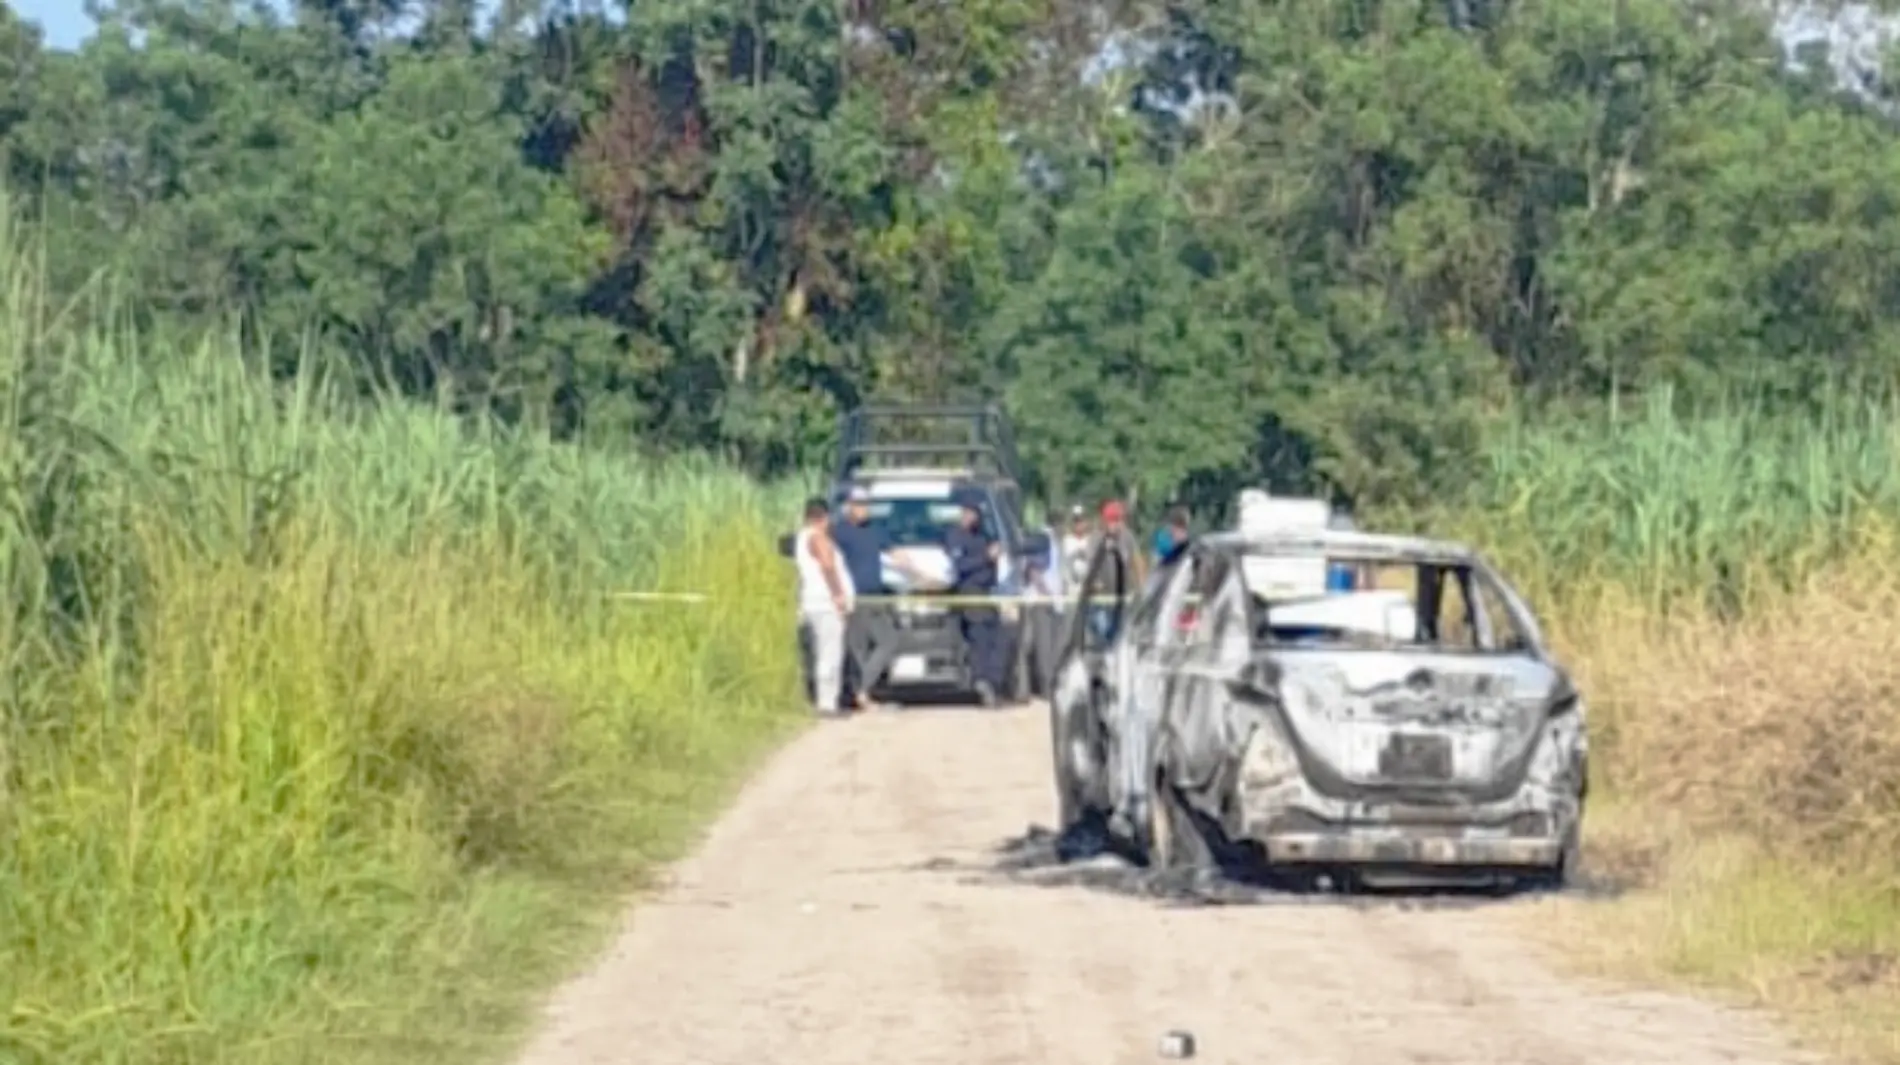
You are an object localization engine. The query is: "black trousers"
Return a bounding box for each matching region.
[959,606,1009,690]
[843,609,879,700]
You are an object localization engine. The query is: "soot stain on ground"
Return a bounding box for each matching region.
[939,825,1630,910]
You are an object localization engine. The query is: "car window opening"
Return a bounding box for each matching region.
[1242,553,1529,654]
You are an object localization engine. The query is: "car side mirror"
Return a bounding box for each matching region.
[1018,531,1052,559]
[776,533,795,559]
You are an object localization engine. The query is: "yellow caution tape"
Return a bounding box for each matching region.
[607,590,1155,607]
[607,591,713,603]
[851,592,1130,606]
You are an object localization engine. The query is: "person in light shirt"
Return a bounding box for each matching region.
[1060,504,1092,594]
[793,497,853,715]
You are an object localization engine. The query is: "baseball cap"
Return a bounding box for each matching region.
[846,485,870,502]
[1100,499,1125,522]
[1068,503,1087,519]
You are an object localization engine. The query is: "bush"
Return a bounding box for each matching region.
[0,209,804,1064]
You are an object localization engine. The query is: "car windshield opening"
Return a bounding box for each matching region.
[1239,551,1527,653]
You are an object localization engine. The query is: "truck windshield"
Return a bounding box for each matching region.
[863,497,995,546]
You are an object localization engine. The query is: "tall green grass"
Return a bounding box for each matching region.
[1410,388,1900,614]
[0,214,805,1063]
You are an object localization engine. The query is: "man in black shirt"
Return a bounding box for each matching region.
[831,486,890,709]
[944,488,1007,707]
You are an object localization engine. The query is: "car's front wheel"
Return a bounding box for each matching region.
[1522,823,1581,892]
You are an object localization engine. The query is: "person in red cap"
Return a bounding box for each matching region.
[1081,498,1146,643]
[1098,500,1141,572]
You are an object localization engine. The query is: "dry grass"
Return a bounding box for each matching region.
[1515,535,1900,1063]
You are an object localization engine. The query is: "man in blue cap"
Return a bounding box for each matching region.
[943,486,1007,707]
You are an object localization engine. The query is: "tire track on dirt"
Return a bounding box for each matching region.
[511,704,1824,1065]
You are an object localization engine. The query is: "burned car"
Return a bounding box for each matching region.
[1048,513,1587,888]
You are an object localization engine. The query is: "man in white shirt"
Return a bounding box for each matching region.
[794,496,853,715]
[1060,504,1093,595]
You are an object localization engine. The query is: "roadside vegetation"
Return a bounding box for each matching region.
[1429,401,1900,1064]
[0,220,802,1065]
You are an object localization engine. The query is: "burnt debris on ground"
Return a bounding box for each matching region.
[941,825,1630,909]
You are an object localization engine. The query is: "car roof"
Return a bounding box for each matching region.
[1199,528,1481,566]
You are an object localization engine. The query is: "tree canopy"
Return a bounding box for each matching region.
[5,0,1899,512]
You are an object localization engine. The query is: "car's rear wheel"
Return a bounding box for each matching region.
[1141,770,1214,872]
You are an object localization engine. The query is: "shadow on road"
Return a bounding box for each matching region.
[941,825,1632,911]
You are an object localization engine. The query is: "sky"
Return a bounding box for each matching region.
[17,0,92,49]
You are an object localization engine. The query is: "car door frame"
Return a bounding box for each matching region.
[1155,545,1248,794]
[1111,547,1202,820]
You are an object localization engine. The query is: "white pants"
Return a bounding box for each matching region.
[801,610,847,713]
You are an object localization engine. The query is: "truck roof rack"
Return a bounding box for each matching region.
[833,402,1023,484]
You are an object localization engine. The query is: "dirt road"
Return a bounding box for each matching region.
[513,704,1819,1065]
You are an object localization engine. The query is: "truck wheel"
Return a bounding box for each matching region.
[1026,607,1055,698]
[1006,623,1032,702]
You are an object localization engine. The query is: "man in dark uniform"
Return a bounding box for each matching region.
[831,486,890,710]
[944,487,1007,707]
